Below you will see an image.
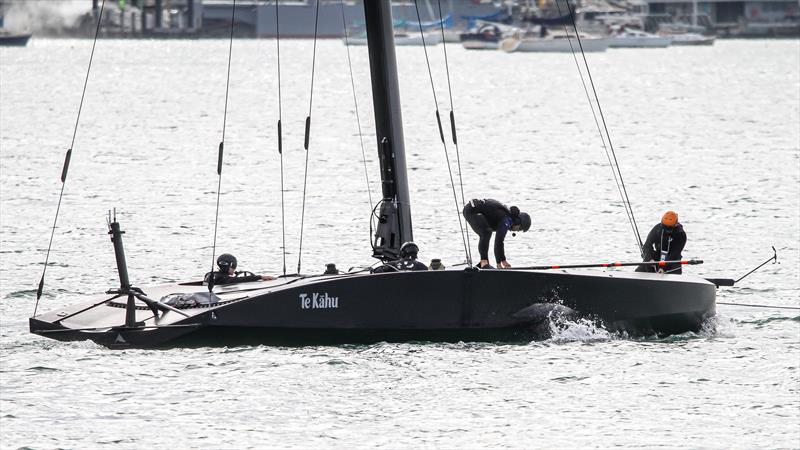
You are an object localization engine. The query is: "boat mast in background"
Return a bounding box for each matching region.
[364,0,414,261]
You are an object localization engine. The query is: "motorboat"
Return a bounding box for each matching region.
[663,32,715,46]
[460,23,504,50]
[607,28,672,48]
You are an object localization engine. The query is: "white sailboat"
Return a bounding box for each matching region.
[501,28,610,53]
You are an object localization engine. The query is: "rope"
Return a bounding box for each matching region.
[435,0,471,265]
[275,0,286,276]
[717,302,800,311]
[297,0,321,274]
[553,0,640,255]
[34,0,107,317]
[559,1,643,253]
[412,0,470,264]
[339,0,374,221]
[208,0,237,291]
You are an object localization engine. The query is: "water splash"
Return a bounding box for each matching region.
[546,315,613,343]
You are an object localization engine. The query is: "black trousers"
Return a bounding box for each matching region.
[463,203,492,262]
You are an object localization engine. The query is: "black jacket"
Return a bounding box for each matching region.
[470,198,512,230]
[204,271,261,285]
[466,198,514,263]
[640,223,686,272]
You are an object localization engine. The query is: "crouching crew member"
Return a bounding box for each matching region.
[636,211,687,274]
[462,198,531,269]
[204,253,276,285]
[373,242,429,273]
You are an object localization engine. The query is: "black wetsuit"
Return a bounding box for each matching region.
[204,271,261,285]
[462,198,514,264]
[636,223,687,274]
[372,258,428,273]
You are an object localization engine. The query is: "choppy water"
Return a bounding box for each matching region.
[1,38,799,448]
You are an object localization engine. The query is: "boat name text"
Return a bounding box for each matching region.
[299,292,339,309]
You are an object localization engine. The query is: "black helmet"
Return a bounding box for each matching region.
[217,253,237,272]
[519,212,531,232]
[400,241,419,259]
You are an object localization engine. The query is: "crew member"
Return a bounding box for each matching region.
[204,253,276,285]
[372,242,429,273]
[462,198,531,269]
[636,211,687,274]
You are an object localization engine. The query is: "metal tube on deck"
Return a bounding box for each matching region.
[108,221,131,290]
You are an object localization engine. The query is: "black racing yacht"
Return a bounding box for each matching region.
[30,0,724,348]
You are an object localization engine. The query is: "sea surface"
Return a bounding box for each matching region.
[1,38,799,448]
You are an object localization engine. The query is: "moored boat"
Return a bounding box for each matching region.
[665,32,716,46]
[607,28,672,48]
[460,23,503,50]
[345,30,441,46]
[0,30,31,47]
[501,30,610,53]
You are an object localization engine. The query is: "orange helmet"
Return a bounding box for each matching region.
[661,211,678,227]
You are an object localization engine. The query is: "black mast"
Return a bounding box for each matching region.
[364,0,413,260]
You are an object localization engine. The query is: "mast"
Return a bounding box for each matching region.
[364,0,414,260]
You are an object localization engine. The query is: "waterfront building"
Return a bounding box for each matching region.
[643,0,799,36]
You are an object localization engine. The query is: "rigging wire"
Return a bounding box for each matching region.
[275,0,286,276]
[561,0,644,254]
[34,0,107,317]
[716,302,800,311]
[296,0,322,274]
[339,0,374,224]
[412,0,471,264]
[552,0,640,254]
[434,0,472,265]
[208,0,237,291]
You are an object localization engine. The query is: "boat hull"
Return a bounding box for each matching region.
[501,37,609,53]
[608,36,673,48]
[0,33,31,47]
[668,34,715,46]
[30,268,716,347]
[461,39,499,50]
[345,33,441,46]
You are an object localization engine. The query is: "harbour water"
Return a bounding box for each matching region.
[1,39,799,448]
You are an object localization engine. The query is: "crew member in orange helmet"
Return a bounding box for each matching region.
[636,211,687,274]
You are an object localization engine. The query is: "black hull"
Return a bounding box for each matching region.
[0,34,31,47]
[30,269,716,348]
